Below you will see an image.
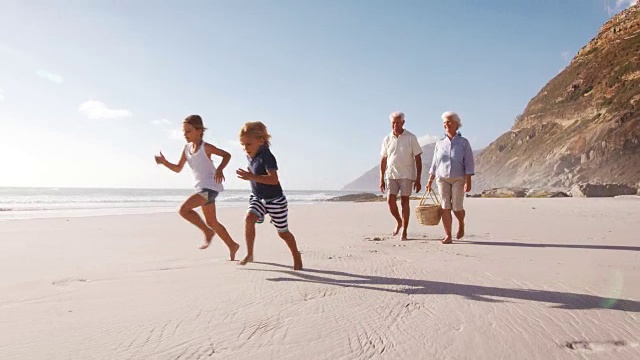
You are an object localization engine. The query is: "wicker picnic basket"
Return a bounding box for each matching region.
[415,189,442,226]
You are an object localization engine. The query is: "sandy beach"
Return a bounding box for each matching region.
[0,198,639,359]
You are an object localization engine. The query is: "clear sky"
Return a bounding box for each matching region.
[0,0,635,190]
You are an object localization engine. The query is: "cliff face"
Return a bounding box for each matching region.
[474,5,640,191]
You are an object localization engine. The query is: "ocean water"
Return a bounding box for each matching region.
[0,187,359,220]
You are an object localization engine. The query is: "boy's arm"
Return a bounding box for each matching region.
[236,168,279,185]
[155,151,186,173]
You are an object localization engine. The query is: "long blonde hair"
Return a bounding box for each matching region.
[239,121,272,146]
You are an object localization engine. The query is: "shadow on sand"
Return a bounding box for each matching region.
[248,262,640,312]
[457,240,640,252]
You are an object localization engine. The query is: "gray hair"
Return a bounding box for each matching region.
[441,111,462,128]
[389,111,405,121]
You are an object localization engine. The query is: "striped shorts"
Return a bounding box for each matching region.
[248,194,289,233]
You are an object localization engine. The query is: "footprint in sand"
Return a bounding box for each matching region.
[564,340,633,352]
[52,278,89,286]
[364,236,387,242]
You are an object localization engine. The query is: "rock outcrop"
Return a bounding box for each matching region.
[474,5,640,191]
[570,183,637,197]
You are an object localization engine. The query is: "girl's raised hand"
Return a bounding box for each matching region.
[154,151,166,165]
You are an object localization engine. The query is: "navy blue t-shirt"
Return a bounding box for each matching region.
[248,146,284,199]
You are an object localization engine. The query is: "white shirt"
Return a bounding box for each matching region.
[380,129,423,180]
[185,143,224,192]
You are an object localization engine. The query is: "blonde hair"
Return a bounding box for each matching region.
[389,111,405,121]
[239,121,272,146]
[441,111,462,128]
[183,114,207,138]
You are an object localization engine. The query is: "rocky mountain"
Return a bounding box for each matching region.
[474,5,640,191]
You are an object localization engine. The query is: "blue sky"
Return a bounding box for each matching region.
[0,0,635,190]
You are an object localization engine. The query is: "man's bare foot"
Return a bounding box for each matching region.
[199,229,216,249]
[293,252,303,270]
[238,255,253,265]
[456,223,465,239]
[392,222,402,236]
[442,237,453,244]
[401,231,408,241]
[229,243,240,261]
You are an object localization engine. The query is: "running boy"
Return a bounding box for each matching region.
[236,121,303,270]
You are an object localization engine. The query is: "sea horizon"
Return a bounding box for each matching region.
[0,186,367,221]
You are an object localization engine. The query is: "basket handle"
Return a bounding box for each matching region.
[419,188,441,206]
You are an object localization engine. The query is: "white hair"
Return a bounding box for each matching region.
[389,111,405,121]
[441,111,462,128]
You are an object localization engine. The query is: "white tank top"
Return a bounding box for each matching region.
[184,142,224,192]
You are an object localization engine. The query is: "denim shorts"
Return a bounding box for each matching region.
[197,189,219,205]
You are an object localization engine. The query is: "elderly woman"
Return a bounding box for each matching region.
[426,111,475,244]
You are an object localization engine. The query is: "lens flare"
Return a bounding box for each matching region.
[600,270,624,308]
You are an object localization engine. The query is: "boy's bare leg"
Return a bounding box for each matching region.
[387,194,402,236]
[454,209,465,239]
[239,212,259,265]
[400,196,410,240]
[202,204,240,260]
[441,209,453,244]
[278,231,302,270]
[179,195,215,246]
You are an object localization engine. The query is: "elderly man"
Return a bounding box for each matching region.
[380,111,423,240]
[426,111,475,244]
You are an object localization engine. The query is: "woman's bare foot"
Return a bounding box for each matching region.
[401,230,408,241]
[199,229,216,249]
[293,252,303,270]
[239,255,253,265]
[392,222,402,236]
[442,236,453,244]
[229,243,240,261]
[456,223,465,239]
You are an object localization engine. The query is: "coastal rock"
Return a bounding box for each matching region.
[481,187,528,198]
[327,193,383,202]
[570,183,638,197]
[526,188,571,198]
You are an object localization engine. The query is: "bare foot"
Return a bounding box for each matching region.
[238,255,253,265]
[199,229,216,249]
[229,242,240,261]
[401,231,408,241]
[392,222,402,236]
[442,237,453,244]
[456,223,465,239]
[293,252,303,270]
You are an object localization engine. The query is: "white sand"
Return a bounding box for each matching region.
[0,198,639,359]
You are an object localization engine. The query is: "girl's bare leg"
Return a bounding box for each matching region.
[239,212,259,265]
[179,195,215,247]
[278,231,302,270]
[202,204,240,260]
